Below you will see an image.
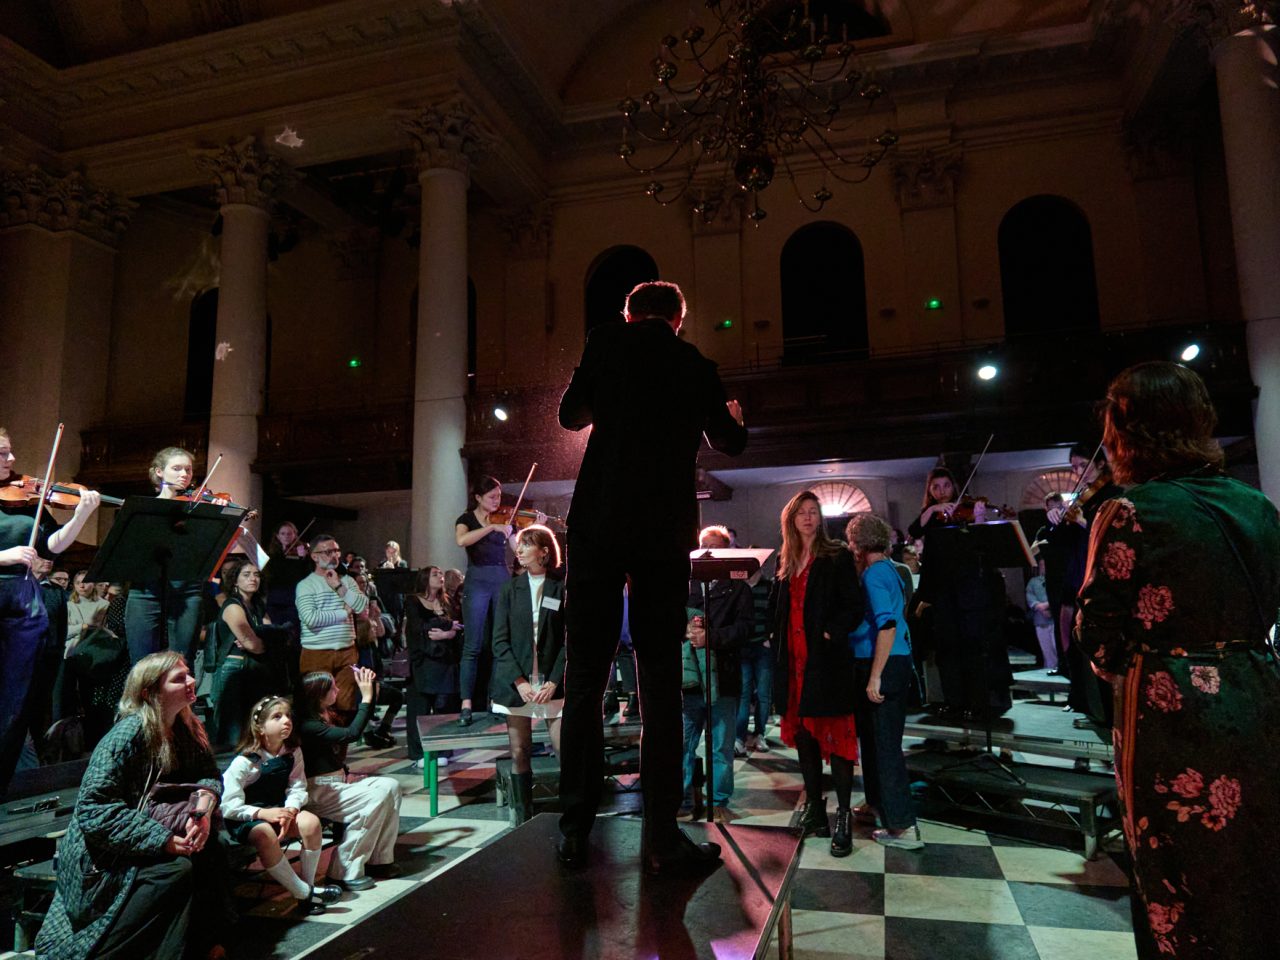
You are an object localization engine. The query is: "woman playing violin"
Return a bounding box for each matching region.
[123,446,208,666]
[909,464,1012,719]
[263,521,311,636]
[0,426,101,793]
[454,476,513,725]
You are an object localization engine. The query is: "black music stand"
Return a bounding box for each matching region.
[371,567,418,597]
[926,520,1034,784]
[86,497,246,650]
[688,547,774,822]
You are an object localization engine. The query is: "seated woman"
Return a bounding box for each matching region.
[36,652,234,960]
[297,668,403,890]
[405,565,462,770]
[207,557,289,748]
[845,513,924,851]
[489,525,566,825]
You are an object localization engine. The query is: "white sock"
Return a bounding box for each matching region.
[266,857,311,899]
[299,847,322,890]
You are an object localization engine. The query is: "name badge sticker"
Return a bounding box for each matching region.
[541,596,562,611]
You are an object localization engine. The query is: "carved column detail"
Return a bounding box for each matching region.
[1169,0,1277,45]
[499,202,552,258]
[0,165,134,246]
[891,145,963,211]
[398,99,494,177]
[193,136,290,208]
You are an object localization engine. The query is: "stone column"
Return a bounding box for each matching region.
[194,138,287,521]
[0,166,132,488]
[1213,16,1280,502]
[401,102,491,568]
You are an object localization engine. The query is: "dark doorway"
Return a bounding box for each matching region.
[998,195,1101,339]
[184,288,218,421]
[584,246,659,335]
[780,221,868,360]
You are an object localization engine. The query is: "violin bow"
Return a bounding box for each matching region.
[952,433,994,505]
[187,453,223,510]
[507,461,539,527]
[1067,440,1107,502]
[26,423,65,576]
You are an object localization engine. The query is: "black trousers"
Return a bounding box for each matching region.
[93,854,207,960]
[559,535,689,840]
[853,656,917,830]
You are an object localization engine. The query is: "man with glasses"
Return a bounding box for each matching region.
[296,535,369,721]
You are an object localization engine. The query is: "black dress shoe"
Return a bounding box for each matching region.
[308,883,344,905]
[297,897,327,917]
[363,730,396,749]
[557,833,589,869]
[642,828,722,877]
[365,863,402,880]
[458,707,473,726]
[331,876,376,892]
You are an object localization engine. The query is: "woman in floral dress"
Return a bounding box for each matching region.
[1077,361,1280,958]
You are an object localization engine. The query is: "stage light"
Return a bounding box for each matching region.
[925,298,943,311]
[977,364,998,381]
[1180,343,1201,362]
[347,357,362,368]
[493,406,509,422]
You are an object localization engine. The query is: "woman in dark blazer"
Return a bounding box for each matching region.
[770,490,864,855]
[489,525,566,825]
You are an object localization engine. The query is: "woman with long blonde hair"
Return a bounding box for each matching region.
[37,652,233,960]
[769,490,863,855]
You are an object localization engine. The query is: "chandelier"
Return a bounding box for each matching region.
[618,0,898,222]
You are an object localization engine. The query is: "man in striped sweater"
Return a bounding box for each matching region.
[296,535,368,721]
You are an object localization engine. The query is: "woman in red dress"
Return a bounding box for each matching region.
[770,490,864,855]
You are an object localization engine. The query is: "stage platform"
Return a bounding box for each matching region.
[1010,667,1072,702]
[299,814,803,960]
[904,698,1112,764]
[416,713,643,816]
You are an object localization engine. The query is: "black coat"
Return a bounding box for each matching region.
[405,597,460,696]
[686,579,753,698]
[489,574,566,708]
[559,318,747,550]
[770,549,864,717]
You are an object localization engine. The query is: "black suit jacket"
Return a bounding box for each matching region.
[489,574,566,708]
[559,319,748,549]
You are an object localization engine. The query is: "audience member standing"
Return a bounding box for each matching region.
[295,536,368,723]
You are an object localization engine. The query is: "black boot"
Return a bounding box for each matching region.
[830,807,852,857]
[800,798,831,838]
[510,771,535,826]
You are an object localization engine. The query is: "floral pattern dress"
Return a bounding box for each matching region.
[780,559,859,762]
[1076,469,1280,958]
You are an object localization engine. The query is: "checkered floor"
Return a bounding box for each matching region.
[4,720,1140,960]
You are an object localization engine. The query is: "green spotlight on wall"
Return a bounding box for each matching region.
[925,298,943,311]
[348,357,362,368]
[715,318,734,330]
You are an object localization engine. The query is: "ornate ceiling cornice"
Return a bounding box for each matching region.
[0,164,135,246]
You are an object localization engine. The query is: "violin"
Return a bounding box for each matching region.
[174,488,241,508]
[488,505,564,530]
[1062,464,1112,526]
[937,496,1018,526]
[1,476,124,509]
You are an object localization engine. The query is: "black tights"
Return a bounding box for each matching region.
[795,727,855,810]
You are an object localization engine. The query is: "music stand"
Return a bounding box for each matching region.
[86,497,247,650]
[688,547,774,822]
[371,567,418,597]
[924,520,1033,784]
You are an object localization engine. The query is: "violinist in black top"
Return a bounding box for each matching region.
[911,466,1012,719]
[0,427,101,792]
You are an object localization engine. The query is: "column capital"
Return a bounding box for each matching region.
[193,136,291,209]
[1169,1,1278,47]
[499,202,552,258]
[891,145,963,212]
[398,99,495,177]
[0,164,134,247]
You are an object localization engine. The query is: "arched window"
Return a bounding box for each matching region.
[998,196,1100,340]
[584,245,658,335]
[780,222,868,360]
[1021,468,1080,510]
[184,288,218,422]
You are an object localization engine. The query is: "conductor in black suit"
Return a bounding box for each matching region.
[556,280,748,874]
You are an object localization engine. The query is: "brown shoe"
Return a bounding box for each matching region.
[712,806,733,824]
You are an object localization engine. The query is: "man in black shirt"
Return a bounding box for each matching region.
[556,281,747,874]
